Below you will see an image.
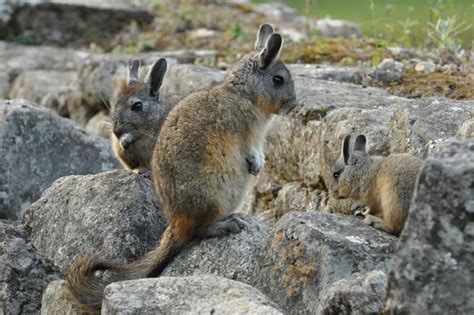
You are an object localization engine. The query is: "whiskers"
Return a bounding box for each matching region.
[133,130,157,139]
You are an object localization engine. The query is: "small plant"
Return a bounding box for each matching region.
[428,16,471,54]
[369,0,377,38]
[398,19,418,47]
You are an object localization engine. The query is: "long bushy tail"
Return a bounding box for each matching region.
[65,226,183,312]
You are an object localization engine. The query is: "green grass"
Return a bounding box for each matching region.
[253,0,473,48]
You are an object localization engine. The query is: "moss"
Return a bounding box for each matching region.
[302,108,328,124]
[383,69,474,100]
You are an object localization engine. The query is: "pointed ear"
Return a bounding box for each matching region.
[127,59,140,85]
[255,23,274,49]
[342,135,351,165]
[354,135,367,153]
[146,58,167,98]
[258,33,282,70]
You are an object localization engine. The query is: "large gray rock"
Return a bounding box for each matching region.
[0,0,154,47]
[9,70,79,118]
[386,140,474,314]
[287,64,365,85]
[389,98,474,156]
[318,271,387,315]
[0,221,59,315]
[162,214,269,284]
[40,280,83,315]
[23,170,165,274]
[0,99,118,220]
[102,275,283,314]
[252,211,397,313]
[160,63,225,99]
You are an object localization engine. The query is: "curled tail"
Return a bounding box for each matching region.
[65,226,184,312]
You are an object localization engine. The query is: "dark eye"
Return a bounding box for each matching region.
[131,101,142,112]
[333,171,340,180]
[273,75,284,86]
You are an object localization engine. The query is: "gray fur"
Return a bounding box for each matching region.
[111,58,174,171]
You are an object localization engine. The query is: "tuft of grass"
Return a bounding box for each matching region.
[428,16,471,54]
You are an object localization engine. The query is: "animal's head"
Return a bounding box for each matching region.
[329,134,372,200]
[225,24,296,115]
[111,58,169,139]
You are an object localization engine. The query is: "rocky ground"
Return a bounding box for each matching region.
[0,0,473,314]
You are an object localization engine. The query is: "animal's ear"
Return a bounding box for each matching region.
[127,59,140,85]
[354,135,367,153]
[146,58,167,98]
[258,33,282,70]
[342,135,351,165]
[255,23,274,50]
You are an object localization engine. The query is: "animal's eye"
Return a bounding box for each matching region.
[273,75,284,86]
[333,171,340,180]
[131,101,142,112]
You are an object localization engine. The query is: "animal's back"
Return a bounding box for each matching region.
[378,153,423,211]
[152,87,253,220]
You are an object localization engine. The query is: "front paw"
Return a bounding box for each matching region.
[119,133,134,150]
[246,151,265,176]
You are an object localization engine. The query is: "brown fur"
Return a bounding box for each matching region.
[66,24,296,312]
[330,136,423,236]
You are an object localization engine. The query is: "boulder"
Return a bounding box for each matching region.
[162,213,269,284]
[318,271,387,315]
[85,110,111,138]
[388,98,474,156]
[23,170,165,274]
[40,280,84,315]
[0,221,59,315]
[0,0,154,47]
[160,63,225,99]
[102,275,283,314]
[386,140,474,314]
[252,211,397,313]
[287,64,365,85]
[9,70,79,118]
[0,99,118,220]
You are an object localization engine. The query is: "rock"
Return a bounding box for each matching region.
[23,169,165,274]
[102,275,283,314]
[9,70,78,117]
[85,110,111,138]
[388,98,474,156]
[318,271,387,315]
[0,72,9,98]
[386,140,474,314]
[456,114,474,139]
[0,221,59,315]
[0,99,118,220]
[415,60,437,73]
[287,64,365,85]
[40,280,83,315]
[253,211,397,313]
[160,63,225,99]
[162,214,269,284]
[377,58,404,72]
[314,19,362,38]
[0,0,154,47]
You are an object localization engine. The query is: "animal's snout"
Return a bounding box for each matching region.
[113,125,125,138]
